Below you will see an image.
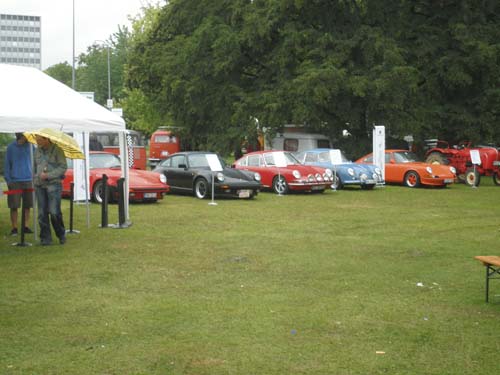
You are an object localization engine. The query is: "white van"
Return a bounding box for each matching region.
[270,131,332,152]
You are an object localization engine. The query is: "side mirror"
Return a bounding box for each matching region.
[390,159,395,164]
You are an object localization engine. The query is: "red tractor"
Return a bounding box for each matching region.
[425,140,500,186]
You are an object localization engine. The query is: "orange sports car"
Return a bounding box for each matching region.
[355,150,456,188]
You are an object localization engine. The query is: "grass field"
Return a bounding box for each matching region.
[1,179,500,374]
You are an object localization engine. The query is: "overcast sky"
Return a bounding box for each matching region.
[1,0,155,69]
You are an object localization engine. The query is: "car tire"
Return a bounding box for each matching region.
[465,168,480,187]
[426,152,448,165]
[404,171,421,188]
[194,178,209,199]
[272,175,289,194]
[92,180,110,203]
[332,175,343,190]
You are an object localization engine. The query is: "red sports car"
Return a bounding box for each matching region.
[234,150,333,194]
[62,152,169,203]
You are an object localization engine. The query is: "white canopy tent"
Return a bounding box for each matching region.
[0,64,130,226]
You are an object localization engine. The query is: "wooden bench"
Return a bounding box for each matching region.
[475,256,500,302]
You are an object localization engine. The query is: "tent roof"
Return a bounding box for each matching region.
[0,64,126,133]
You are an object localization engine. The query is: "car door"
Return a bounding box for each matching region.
[244,154,270,187]
[164,154,191,192]
[385,152,406,183]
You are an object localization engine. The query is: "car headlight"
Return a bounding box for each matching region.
[324,168,333,177]
[360,173,367,181]
[450,166,456,174]
[315,173,323,182]
[308,174,314,182]
[372,173,379,181]
[216,172,225,182]
[292,170,301,179]
[254,172,261,182]
[426,166,433,174]
[375,167,382,175]
[159,174,167,184]
[347,168,355,176]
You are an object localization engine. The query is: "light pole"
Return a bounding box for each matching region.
[72,0,75,89]
[95,40,112,109]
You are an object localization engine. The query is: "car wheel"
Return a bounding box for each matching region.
[465,168,480,187]
[92,180,110,203]
[425,152,448,165]
[493,173,500,186]
[332,175,343,190]
[404,171,421,188]
[194,178,209,199]
[272,175,289,194]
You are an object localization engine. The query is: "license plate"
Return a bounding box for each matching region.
[144,192,157,198]
[238,190,251,198]
[493,161,500,166]
[311,185,324,190]
[444,179,453,184]
[365,179,376,184]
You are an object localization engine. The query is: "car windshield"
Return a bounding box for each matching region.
[263,151,300,166]
[188,154,226,169]
[318,150,350,164]
[90,153,122,169]
[393,151,420,163]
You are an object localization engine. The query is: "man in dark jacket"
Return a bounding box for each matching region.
[33,135,67,246]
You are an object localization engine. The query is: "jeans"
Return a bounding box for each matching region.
[36,183,65,244]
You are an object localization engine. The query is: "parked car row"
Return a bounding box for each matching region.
[61,147,459,203]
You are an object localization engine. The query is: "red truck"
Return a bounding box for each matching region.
[148,127,181,169]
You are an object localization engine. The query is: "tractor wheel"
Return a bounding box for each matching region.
[465,168,480,187]
[493,173,500,186]
[404,171,421,188]
[425,152,448,165]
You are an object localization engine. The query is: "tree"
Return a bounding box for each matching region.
[76,26,131,107]
[44,62,73,88]
[126,0,500,154]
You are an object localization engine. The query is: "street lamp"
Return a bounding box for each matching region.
[95,40,112,109]
[72,0,75,89]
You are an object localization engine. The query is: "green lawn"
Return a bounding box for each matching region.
[1,180,500,374]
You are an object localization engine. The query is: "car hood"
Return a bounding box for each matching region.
[93,168,166,188]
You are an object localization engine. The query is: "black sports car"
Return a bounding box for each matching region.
[153,152,261,199]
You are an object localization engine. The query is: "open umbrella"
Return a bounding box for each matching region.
[24,128,85,159]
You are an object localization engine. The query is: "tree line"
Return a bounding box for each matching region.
[45,0,500,158]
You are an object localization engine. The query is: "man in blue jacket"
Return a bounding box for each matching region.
[3,133,34,236]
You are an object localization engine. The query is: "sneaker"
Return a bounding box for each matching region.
[24,227,34,234]
[59,236,66,245]
[10,228,18,236]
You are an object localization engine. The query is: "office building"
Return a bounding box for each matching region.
[0,13,41,69]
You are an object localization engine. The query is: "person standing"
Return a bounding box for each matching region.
[33,135,67,246]
[3,133,34,236]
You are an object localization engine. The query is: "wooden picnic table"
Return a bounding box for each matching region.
[475,256,500,302]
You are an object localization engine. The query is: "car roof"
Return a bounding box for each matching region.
[171,151,217,156]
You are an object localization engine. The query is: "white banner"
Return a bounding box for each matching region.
[72,132,90,201]
[373,126,386,180]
